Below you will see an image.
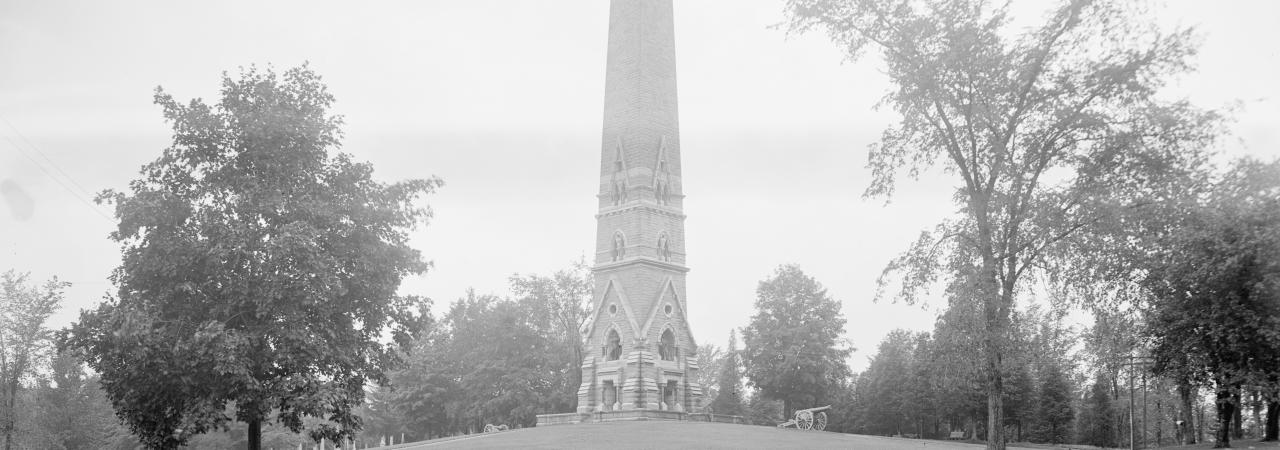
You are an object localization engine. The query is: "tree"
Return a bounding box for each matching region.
[64,65,439,450]
[1142,159,1280,448]
[785,1,1220,448]
[857,329,920,436]
[439,291,567,430]
[1032,362,1074,445]
[30,352,134,450]
[1,270,65,450]
[709,331,744,415]
[1077,373,1117,447]
[741,265,852,419]
[508,260,592,410]
[694,344,724,402]
[379,326,457,441]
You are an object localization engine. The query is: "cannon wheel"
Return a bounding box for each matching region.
[796,410,813,430]
[814,412,827,431]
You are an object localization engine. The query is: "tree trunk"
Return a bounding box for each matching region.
[1199,397,1206,443]
[1215,386,1234,448]
[1179,380,1197,444]
[1157,393,1163,447]
[248,418,261,450]
[982,272,1008,449]
[1231,389,1243,439]
[986,367,1004,449]
[3,376,17,450]
[1265,399,1279,441]
[1252,390,1263,439]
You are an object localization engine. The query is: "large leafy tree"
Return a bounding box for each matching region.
[0,270,65,450]
[508,260,592,410]
[439,291,568,430]
[741,265,852,418]
[64,65,439,449]
[784,1,1220,447]
[1142,159,1280,448]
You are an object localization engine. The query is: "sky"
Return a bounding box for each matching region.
[1,0,1277,373]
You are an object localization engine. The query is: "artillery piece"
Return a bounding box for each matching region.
[777,405,830,431]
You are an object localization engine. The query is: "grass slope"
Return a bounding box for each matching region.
[400,421,1057,449]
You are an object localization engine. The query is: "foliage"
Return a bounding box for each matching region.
[855,329,920,435]
[694,344,724,402]
[744,395,785,426]
[1,270,65,450]
[64,65,439,449]
[1076,373,1117,447]
[741,265,852,418]
[508,260,592,411]
[785,0,1221,447]
[1030,362,1074,445]
[32,353,133,450]
[444,291,572,429]
[709,331,744,415]
[1140,159,1280,447]
[378,261,590,439]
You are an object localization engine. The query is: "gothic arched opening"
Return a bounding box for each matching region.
[659,329,676,361]
[605,329,622,361]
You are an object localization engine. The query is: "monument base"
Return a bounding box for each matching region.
[535,410,746,426]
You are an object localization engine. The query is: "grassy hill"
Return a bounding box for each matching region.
[396,421,1021,449]
[393,421,1280,449]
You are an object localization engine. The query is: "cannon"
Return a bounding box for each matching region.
[777,405,830,431]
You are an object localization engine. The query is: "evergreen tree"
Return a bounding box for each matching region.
[1077,373,1117,447]
[709,331,744,415]
[1033,363,1074,445]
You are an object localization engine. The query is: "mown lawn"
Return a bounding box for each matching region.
[396,421,1091,449]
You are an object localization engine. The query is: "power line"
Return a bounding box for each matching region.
[0,115,114,223]
[0,115,99,201]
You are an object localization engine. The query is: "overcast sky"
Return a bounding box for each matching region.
[2,0,1277,372]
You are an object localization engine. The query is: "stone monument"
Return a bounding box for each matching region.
[573,0,703,416]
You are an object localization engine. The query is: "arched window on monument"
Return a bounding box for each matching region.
[659,329,676,361]
[612,233,626,261]
[605,329,622,361]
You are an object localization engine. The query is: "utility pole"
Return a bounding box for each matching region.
[1130,354,1136,450]
[1123,354,1155,450]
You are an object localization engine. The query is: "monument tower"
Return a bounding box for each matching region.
[575,0,703,414]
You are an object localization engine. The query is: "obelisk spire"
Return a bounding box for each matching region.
[598,0,682,212]
[565,0,702,417]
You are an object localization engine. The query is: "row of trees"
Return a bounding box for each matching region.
[359,263,855,439]
[846,157,1280,448]
[784,0,1276,447]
